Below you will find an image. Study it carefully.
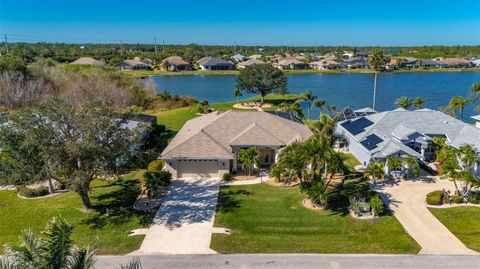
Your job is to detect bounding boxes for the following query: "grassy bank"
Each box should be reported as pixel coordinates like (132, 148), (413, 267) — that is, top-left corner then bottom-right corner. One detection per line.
(210, 183), (420, 254)
(429, 207), (480, 252)
(124, 67), (480, 77)
(0, 170), (155, 255)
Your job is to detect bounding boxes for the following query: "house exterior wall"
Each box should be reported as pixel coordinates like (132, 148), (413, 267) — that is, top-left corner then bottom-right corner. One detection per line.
(164, 158), (230, 179)
(336, 126), (371, 167)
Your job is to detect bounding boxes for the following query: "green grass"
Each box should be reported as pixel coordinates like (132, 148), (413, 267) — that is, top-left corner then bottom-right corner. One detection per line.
(152, 94), (301, 132)
(210, 184), (420, 254)
(429, 207), (480, 252)
(0, 170), (156, 254)
(344, 153), (361, 171)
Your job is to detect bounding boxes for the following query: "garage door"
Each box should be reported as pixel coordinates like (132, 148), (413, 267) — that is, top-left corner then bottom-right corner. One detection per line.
(177, 159), (219, 178)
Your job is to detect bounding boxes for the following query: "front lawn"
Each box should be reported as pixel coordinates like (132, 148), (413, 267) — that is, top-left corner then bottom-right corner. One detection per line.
(429, 207), (480, 252)
(0, 170), (155, 254)
(211, 183), (420, 253)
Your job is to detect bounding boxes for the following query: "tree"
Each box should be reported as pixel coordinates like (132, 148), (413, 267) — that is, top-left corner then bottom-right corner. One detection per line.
(412, 96), (425, 109)
(448, 96), (469, 120)
(386, 156), (402, 179)
(233, 87), (242, 105)
(469, 82), (480, 110)
(301, 90), (317, 119)
(0, 101), (137, 210)
(270, 141), (308, 183)
(198, 99), (210, 114)
(235, 64), (287, 104)
(368, 50), (388, 71)
(365, 161), (385, 184)
(239, 147), (261, 176)
(314, 99), (326, 115)
(394, 96), (412, 109)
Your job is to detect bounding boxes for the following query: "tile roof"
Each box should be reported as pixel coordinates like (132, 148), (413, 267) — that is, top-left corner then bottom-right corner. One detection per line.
(161, 110), (313, 159)
(197, 56), (233, 67)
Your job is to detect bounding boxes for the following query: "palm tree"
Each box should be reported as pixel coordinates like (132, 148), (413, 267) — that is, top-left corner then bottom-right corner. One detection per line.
(314, 99), (326, 115)
(459, 144), (478, 171)
(449, 96), (469, 119)
(387, 156), (402, 179)
(239, 147), (261, 176)
(402, 156), (420, 179)
(0, 217), (96, 269)
(394, 96), (412, 109)
(365, 161), (386, 184)
(301, 90), (317, 119)
(233, 87), (242, 105)
(198, 99), (210, 114)
(412, 96), (425, 109)
(368, 50), (388, 71)
(469, 82), (480, 110)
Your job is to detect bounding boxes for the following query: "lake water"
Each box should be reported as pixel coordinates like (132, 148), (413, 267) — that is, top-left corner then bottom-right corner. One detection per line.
(148, 72), (480, 120)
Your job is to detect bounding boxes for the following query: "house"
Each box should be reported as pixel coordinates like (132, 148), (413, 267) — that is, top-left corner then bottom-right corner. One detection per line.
(340, 57), (369, 69)
(231, 54), (248, 62)
(309, 59), (340, 70)
(70, 57), (104, 66)
(237, 59), (265, 69)
(197, 57), (235, 71)
(401, 57), (418, 68)
(161, 56), (193, 71)
(471, 59), (480, 67)
(342, 51), (354, 59)
(161, 110), (313, 179)
(436, 58), (472, 68)
(117, 59), (150, 70)
(419, 59), (440, 68)
(248, 54), (263, 60)
(336, 108), (480, 168)
(472, 115), (480, 129)
(275, 58), (309, 70)
(385, 57), (398, 70)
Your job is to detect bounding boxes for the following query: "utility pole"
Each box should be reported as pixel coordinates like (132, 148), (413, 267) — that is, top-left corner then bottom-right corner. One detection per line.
(372, 72), (377, 110)
(154, 37), (157, 56)
(4, 34), (9, 54)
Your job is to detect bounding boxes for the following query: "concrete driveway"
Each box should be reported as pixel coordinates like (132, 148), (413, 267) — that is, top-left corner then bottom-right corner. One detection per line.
(377, 178), (478, 255)
(137, 177), (220, 254)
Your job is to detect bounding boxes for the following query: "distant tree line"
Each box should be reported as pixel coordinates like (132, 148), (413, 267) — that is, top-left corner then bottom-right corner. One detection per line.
(1, 43), (479, 66)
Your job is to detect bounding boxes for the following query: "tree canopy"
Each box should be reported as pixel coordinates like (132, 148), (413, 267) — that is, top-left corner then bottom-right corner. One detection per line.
(235, 64), (287, 103)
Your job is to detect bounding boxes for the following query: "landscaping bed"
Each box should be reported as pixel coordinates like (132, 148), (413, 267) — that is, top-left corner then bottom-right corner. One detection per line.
(211, 183), (420, 254)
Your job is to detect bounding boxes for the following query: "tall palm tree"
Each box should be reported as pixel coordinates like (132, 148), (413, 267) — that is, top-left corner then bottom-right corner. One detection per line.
(459, 144), (478, 171)
(233, 87), (242, 105)
(239, 147), (261, 176)
(368, 50), (388, 71)
(394, 96), (412, 109)
(469, 82), (480, 110)
(412, 96), (425, 109)
(313, 99), (326, 115)
(301, 90), (317, 119)
(365, 161), (386, 184)
(449, 96), (469, 119)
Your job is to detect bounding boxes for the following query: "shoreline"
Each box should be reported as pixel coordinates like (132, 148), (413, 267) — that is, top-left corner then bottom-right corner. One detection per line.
(124, 68), (480, 77)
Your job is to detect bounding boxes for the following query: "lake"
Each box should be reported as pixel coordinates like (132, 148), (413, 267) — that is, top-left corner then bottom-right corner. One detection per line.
(147, 72), (480, 120)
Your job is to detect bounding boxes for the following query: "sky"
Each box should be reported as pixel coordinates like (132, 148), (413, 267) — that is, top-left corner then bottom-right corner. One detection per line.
(0, 0), (479, 46)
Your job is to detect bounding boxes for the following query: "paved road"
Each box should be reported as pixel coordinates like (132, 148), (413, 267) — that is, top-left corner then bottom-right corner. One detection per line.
(136, 178), (220, 254)
(377, 178), (477, 255)
(96, 254), (480, 269)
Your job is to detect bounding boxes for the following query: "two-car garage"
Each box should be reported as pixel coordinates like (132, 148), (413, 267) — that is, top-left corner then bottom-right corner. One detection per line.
(165, 159), (230, 179)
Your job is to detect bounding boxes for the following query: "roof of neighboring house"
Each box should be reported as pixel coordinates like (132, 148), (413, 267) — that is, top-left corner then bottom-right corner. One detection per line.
(231, 54), (247, 60)
(237, 59), (265, 67)
(309, 60), (339, 66)
(472, 115), (480, 121)
(437, 58), (470, 64)
(335, 107), (377, 121)
(420, 59), (439, 65)
(338, 109), (480, 158)
(163, 56), (190, 65)
(276, 58), (306, 66)
(161, 110), (313, 159)
(119, 59), (149, 67)
(249, 54), (263, 60)
(386, 57), (397, 66)
(70, 57), (104, 66)
(197, 56), (233, 66)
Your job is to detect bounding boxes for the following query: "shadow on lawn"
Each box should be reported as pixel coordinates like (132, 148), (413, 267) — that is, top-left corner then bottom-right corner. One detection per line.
(82, 178), (155, 229)
(216, 187), (252, 213)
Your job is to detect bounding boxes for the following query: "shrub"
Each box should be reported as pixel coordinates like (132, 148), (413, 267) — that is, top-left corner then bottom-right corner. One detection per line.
(300, 180), (328, 207)
(450, 195), (462, 204)
(369, 194), (384, 216)
(426, 191), (443, 205)
(17, 186), (49, 198)
(147, 160), (165, 172)
(468, 193), (480, 204)
(222, 173), (232, 181)
(143, 170), (172, 197)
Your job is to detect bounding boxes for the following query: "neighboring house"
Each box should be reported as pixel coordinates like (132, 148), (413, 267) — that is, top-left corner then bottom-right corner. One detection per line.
(400, 57), (418, 68)
(336, 108), (480, 168)
(231, 54), (248, 62)
(385, 57), (398, 70)
(117, 59), (150, 70)
(471, 59), (480, 67)
(275, 58), (309, 70)
(340, 57), (369, 69)
(419, 59), (440, 68)
(248, 54), (263, 60)
(197, 57), (235, 71)
(355, 52), (369, 58)
(342, 51), (354, 59)
(472, 115), (480, 129)
(309, 59), (340, 70)
(70, 57), (104, 66)
(436, 58), (472, 68)
(161, 56), (193, 71)
(161, 110), (313, 179)
(237, 59), (265, 69)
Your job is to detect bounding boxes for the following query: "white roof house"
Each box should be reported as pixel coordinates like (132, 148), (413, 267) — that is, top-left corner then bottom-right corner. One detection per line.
(336, 108), (480, 167)
(161, 110), (313, 179)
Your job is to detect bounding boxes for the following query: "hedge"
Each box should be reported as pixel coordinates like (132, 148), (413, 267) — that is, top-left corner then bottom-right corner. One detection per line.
(426, 191), (443, 205)
(17, 186), (49, 198)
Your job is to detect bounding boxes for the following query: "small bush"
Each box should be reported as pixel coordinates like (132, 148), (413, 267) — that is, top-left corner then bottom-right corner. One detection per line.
(143, 170), (172, 197)
(468, 193), (480, 204)
(17, 186), (49, 198)
(222, 173), (232, 181)
(369, 194), (384, 216)
(450, 195), (462, 204)
(147, 160), (165, 172)
(426, 191), (443, 205)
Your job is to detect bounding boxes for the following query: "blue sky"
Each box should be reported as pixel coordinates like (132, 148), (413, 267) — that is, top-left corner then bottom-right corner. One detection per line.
(0, 0), (479, 45)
